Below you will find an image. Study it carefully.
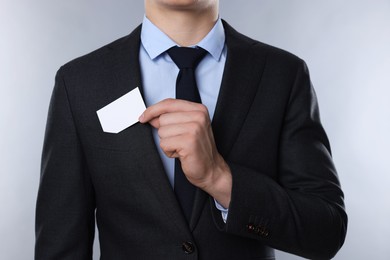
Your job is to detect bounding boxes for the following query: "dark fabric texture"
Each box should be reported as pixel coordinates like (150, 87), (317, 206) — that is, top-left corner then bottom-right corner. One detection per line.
(35, 20), (347, 260)
(168, 46), (208, 223)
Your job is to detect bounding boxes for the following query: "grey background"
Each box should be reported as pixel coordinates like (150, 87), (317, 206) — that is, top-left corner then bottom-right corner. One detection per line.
(1, 0), (389, 259)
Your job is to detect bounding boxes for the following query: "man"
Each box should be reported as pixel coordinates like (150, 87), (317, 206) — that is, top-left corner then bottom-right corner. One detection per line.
(35, 0), (347, 259)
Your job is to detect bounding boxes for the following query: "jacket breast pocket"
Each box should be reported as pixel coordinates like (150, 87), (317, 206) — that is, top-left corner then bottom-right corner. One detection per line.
(84, 122), (154, 152)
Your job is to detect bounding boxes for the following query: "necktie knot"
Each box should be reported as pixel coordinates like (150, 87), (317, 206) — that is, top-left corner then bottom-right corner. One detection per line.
(168, 46), (207, 69)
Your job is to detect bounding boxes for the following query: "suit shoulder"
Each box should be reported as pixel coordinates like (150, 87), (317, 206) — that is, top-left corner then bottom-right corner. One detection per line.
(223, 20), (305, 67)
(249, 38), (305, 70)
(58, 36), (122, 74)
(254, 41), (303, 64)
(58, 25), (141, 75)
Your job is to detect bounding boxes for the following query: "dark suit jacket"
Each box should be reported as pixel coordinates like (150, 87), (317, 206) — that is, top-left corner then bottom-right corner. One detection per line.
(35, 21), (347, 260)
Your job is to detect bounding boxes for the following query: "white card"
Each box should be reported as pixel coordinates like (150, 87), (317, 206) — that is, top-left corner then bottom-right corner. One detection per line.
(96, 87), (146, 134)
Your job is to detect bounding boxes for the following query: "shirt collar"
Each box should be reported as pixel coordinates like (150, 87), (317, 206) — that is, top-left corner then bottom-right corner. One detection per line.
(140, 15), (225, 61)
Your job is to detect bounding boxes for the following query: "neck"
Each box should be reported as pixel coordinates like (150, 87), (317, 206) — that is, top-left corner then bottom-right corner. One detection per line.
(145, 1), (218, 47)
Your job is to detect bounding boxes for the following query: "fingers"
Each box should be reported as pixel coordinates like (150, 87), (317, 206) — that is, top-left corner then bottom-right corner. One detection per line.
(158, 122), (201, 139)
(161, 110), (208, 126)
(159, 135), (187, 158)
(139, 98), (208, 124)
(137, 98), (214, 175)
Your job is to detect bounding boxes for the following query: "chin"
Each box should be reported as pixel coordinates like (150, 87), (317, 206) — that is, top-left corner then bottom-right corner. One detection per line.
(156, 0), (213, 10)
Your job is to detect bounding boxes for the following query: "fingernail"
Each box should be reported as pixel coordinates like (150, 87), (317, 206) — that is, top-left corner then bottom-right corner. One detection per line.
(138, 113), (144, 122)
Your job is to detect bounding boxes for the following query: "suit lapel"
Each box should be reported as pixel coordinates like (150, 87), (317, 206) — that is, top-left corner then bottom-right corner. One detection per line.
(190, 21), (268, 228)
(105, 26), (190, 232)
(212, 20), (267, 157)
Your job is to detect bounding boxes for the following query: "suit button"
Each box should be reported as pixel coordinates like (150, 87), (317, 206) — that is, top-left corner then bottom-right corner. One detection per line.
(258, 226), (269, 237)
(182, 241), (195, 254)
(247, 223), (255, 232)
(255, 226), (261, 234)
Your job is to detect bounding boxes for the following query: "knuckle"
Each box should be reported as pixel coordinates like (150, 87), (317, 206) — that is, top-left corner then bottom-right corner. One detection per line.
(196, 112), (207, 125)
(159, 139), (165, 148)
(159, 139), (169, 151)
(192, 112), (208, 130)
(159, 114), (166, 125)
(189, 122), (201, 136)
(198, 104), (208, 114)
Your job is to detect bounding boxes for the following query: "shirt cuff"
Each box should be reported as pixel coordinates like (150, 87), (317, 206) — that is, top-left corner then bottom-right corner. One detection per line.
(214, 199), (229, 223)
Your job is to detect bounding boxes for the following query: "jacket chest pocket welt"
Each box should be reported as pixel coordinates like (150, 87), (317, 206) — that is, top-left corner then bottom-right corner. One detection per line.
(83, 122), (154, 152)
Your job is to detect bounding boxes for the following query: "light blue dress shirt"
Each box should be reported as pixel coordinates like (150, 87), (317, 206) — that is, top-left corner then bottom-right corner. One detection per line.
(139, 16), (228, 221)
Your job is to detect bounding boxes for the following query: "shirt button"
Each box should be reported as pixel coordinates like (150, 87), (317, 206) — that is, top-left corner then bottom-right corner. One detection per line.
(182, 241), (195, 254)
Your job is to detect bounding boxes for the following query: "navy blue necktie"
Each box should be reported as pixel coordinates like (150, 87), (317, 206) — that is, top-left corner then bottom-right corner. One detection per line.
(167, 46), (207, 223)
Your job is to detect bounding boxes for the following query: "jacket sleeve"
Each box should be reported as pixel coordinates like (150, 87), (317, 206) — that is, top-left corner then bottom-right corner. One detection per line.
(213, 61), (347, 259)
(35, 68), (96, 259)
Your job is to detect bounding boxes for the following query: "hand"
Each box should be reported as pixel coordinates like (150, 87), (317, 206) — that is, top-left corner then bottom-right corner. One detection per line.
(139, 98), (232, 208)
